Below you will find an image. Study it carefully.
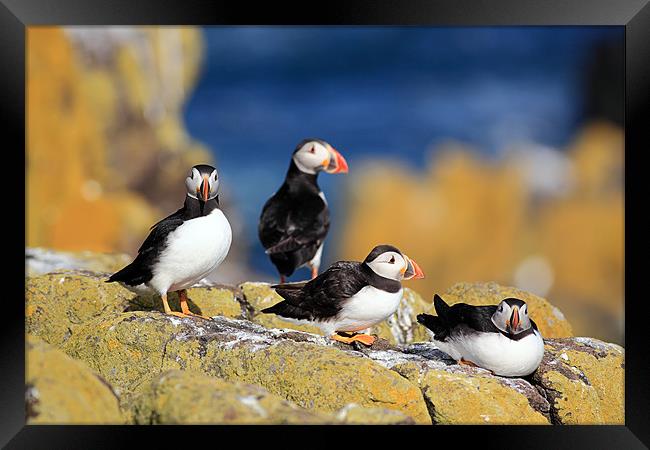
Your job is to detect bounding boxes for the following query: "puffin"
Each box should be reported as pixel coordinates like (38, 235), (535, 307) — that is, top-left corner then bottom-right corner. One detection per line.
(258, 138), (348, 282)
(262, 244), (424, 346)
(416, 295), (545, 377)
(107, 164), (232, 319)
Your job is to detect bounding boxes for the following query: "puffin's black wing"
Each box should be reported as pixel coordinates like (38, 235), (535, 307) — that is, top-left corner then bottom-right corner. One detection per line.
(259, 188), (329, 253)
(417, 294), (499, 341)
(262, 261), (367, 321)
(107, 211), (185, 286)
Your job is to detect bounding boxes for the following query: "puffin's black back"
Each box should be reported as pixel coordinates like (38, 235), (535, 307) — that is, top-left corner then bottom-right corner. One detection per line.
(417, 294), (500, 341)
(258, 160), (330, 277)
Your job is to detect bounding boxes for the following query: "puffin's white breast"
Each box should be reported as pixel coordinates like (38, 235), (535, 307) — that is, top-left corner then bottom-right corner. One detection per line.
(150, 209), (232, 294)
(327, 286), (403, 334)
(434, 326), (544, 377)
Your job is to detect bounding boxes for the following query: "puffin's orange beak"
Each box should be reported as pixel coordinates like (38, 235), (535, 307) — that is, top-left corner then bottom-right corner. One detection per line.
(199, 175), (210, 202)
(403, 256), (425, 280)
(324, 147), (348, 174)
(510, 306), (520, 331)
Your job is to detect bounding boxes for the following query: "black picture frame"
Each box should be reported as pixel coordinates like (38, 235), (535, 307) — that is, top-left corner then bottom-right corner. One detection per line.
(5, 0), (648, 447)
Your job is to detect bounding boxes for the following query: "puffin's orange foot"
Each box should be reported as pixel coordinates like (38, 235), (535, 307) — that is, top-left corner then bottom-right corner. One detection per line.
(177, 290), (210, 319)
(459, 358), (479, 368)
(351, 333), (376, 346)
(331, 332), (376, 347)
(310, 265), (318, 279)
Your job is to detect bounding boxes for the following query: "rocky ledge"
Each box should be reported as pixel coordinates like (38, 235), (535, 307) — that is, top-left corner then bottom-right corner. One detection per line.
(25, 263), (623, 425)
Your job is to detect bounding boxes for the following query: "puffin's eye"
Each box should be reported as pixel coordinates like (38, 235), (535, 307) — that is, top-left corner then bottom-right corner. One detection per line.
(389, 256), (395, 264)
(309, 146), (315, 154)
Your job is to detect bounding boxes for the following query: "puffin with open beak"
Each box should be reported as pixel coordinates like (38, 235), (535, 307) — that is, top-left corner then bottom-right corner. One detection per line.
(262, 245), (424, 346)
(417, 295), (544, 377)
(258, 138), (348, 282)
(107, 164), (232, 319)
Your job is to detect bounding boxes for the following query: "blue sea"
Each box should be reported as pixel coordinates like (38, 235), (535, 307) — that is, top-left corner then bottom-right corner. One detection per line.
(183, 26), (622, 278)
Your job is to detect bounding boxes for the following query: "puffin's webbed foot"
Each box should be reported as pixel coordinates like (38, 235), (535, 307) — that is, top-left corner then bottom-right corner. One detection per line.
(331, 332), (376, 347)
(459, 358), (479, 368)
(178, 289), (210, 320)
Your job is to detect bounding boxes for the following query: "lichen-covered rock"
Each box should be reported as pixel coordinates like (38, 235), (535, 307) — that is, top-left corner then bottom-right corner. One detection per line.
(531, 337), (624, 424)
(239, 282), (323, 334)
(63, 311), (431, 423)
(26, 270), (248, 349)
(365, 344), (550, 424)
(129, 370), (332, 424)
(26, 335), (123, 424)
(26, 269), (622, 425)
(442, 282), (573, 338)
(199, 339), (431, 423)
(26, 270), (134, 346)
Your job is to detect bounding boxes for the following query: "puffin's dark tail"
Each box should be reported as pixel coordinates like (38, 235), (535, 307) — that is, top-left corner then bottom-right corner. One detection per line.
(416, 294), (452, 339)
(416, 313), (446, 336)
(433, 294), (451, 320)
(105, 260), (148, 286)
(261, 301), (311, 321)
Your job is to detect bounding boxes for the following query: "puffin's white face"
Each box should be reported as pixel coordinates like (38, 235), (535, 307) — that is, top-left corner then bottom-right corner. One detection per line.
(491, 298), (532, 335)
(185, 165), (219, 201)
(365, 249), (425, 281)
(292, 140), (348, 175)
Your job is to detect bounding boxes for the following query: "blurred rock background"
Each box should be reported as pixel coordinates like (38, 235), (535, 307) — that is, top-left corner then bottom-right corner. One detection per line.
(27, 27), (251, 282)
(339, 122), (623, 344)
(26, 27), (623, 344)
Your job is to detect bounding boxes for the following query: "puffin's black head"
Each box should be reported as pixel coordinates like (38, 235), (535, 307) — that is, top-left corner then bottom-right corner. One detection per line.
(185, 164), (219, 202)
(363, 244), (425, 281)
(291, 139), (349, 175)
(491, 298), (531, 335)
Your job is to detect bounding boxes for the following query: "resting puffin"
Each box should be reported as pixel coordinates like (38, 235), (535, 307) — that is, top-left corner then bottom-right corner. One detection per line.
(262, 244), (424, 346)
(107, 164), (232, 319)
(258, 139), (348, 282)
(417, 295), (544, 377)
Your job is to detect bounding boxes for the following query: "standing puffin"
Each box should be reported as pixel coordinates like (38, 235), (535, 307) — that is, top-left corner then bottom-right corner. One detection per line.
(107, 164), (232, 319)
(258, 139), (348, 282)
(262, 244), (424, 346)
(417, 295), (544, 377)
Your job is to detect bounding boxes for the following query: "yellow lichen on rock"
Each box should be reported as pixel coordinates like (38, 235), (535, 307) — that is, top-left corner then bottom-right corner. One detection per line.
(23, 267), (623, 425)
(129, 370), (332, 424)
(202, 340), (432, 424)
(62, 312), (189, 397)
(25, 270), (135, 346)
(532, 338), (624, 424)
(60, 310), (431, 424)
(398, 366), (549, 424)
(26, 335), (124, 424)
